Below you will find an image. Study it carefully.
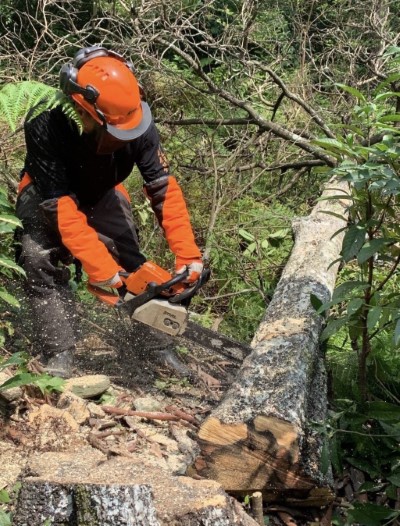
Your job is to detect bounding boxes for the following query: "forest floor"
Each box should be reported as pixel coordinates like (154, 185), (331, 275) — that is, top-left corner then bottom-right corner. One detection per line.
(0, 302), (344, 525)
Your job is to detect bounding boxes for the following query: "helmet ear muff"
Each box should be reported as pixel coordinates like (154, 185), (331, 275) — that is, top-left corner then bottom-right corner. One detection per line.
(59, 46), (135, 105)
(59, 63), (99, 103)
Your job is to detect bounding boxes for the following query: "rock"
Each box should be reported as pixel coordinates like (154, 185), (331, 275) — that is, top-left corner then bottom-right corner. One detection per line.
(57, 391), (90, 424)
(133, 396), (163, 412)
(14, 448), (259, 525)
(87, 402), (106, 418)
(0, 371), (23, 402)
(64, 374), (110, 399)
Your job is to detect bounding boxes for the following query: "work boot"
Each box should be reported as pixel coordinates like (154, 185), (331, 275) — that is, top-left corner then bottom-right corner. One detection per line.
(45, 349), (75, 379)
(153, 348), (192, 378)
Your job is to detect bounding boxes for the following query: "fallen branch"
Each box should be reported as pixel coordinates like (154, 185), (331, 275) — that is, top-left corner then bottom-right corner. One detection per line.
(102, 405), (180, 422)
(164, 404), (199, 426)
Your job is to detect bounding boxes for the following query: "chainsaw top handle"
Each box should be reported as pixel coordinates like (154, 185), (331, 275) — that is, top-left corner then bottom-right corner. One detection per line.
(169, 267), (211, 305)
(119, 268), (189, 295)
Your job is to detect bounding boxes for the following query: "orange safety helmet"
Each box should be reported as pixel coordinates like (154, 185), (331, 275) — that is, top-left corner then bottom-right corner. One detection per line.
(59, 46), (152, 140)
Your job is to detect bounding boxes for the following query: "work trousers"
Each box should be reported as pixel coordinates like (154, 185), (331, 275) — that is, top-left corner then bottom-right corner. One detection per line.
(15, 183), (146, 358)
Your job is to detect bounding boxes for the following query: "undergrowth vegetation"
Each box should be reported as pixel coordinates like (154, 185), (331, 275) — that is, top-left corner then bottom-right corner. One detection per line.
(311, 70), (400, 524)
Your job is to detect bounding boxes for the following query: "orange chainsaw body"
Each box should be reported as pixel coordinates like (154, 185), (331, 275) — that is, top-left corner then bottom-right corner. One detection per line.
(123, 261), (172, 295)
(88, 261), (209, 336)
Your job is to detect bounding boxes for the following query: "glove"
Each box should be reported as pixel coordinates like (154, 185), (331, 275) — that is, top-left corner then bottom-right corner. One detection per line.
(90, 272), (123, 289)
(175, 258), (204, 284)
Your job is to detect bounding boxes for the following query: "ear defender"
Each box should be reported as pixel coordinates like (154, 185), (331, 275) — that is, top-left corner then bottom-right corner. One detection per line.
(59, 63), (99, 103)
(59, 46), (135, 105)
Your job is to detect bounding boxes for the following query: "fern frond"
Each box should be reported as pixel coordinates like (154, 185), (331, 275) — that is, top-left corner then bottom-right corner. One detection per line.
(0, 81), (82, 133)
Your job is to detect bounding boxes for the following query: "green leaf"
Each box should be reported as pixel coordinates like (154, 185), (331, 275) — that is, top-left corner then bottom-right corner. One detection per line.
(327, 257), (343, 271)
(312, 138), (353, 157)
(0, 372), (35, 391)
(387, 473), (400, 487)
(357, 239), (388, 264)
(346, 457), (380, 478)
(379, 114), (400, 122)
(268, 228), (290, 239)
(320, 440), (330, 475)
(238, 229), (255, 242)
(0, 257), (26, 276)
(243, 242), (257, 256)
(318, 194), (354, 202)
(0, 224), (16, 234)
(358, 481), (385, 493)
(347, 298), (363, 316)
(0, 288), (20, 308)
(374, 91), (400, 102)
(33, 374), (65, 394)
(384, 45), (400, 56)
(379, 421), (400, 438)
(367, 307), (382, 330)
(347, 503), (398, 526)
(0, 490), (10, 504)
(335, 83), (367, 102)
(0, 510), (11, 526)
(320, 210), (349, 222)
(332, 280), (368, 303)
(0, 214), (22, 227)
(386, 485), (398, 500)
(310, 294), (323, 312)
(0, 352), (29, 372)
(366, 401), (400, 421)
(394, 318), (400, 346)
(320, 317), (349, 341)
(341, 226), (366, 262)
(330, 434), (343, 475)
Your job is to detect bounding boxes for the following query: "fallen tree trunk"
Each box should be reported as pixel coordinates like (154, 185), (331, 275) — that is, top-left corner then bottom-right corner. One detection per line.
(192, 179), (350, 505)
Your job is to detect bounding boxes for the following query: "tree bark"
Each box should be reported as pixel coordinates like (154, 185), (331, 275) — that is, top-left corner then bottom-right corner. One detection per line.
(192, 179), (350, 505)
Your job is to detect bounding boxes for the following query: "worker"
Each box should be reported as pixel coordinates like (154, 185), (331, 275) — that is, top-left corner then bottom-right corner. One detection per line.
(15, 46), (203, 378)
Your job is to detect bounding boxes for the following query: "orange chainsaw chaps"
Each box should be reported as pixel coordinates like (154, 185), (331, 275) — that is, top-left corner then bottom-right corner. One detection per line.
(123, 261), (172, 295)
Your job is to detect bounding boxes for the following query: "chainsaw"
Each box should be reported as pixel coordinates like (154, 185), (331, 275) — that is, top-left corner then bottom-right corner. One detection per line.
(88, 261), (252, 361)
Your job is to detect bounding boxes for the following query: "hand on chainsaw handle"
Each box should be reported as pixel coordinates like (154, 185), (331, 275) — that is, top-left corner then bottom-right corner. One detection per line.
(89, 272), (123, 289)
(175, 258), (204, 284)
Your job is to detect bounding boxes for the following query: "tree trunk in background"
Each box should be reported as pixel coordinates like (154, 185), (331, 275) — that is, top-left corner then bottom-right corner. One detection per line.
(192, 179), (349, 506)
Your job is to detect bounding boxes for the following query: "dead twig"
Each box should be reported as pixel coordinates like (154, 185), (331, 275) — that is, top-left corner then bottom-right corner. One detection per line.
(164, 404), (199, 426)
(251, 491), (264, 526)
(92, 429), (126, 439)
(102, 405), (179, 422)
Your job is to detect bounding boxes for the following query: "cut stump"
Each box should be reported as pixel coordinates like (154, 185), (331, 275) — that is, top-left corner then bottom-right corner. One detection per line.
(13, 447), (259, 525)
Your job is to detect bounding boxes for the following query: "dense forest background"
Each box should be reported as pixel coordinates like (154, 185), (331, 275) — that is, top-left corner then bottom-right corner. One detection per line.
(1, 1), (400, 524)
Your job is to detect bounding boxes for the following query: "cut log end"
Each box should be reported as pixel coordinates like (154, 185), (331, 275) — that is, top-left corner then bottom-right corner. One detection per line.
(192, 415), (333, 506)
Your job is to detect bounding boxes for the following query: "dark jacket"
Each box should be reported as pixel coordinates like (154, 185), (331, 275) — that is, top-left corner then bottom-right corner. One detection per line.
(18, 107), (200, 282)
